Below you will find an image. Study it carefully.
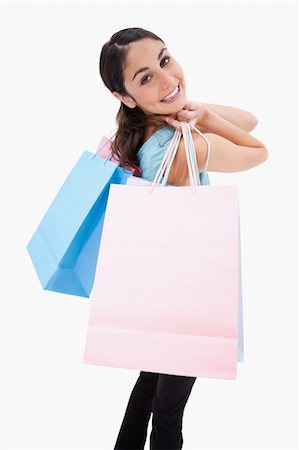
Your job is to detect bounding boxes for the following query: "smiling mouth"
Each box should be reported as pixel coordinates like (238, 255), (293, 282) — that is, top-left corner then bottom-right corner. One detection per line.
(161, 84), (181, 103)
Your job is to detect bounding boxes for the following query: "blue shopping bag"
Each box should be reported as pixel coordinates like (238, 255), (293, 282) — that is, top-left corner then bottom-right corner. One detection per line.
(26, 137), (132, 298)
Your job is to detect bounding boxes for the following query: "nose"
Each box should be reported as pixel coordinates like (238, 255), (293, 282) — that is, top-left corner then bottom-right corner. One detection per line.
(159, 69), (174, 90)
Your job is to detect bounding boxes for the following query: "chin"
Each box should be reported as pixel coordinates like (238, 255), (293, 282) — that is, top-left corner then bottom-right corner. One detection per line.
(165, 100), (187, 115)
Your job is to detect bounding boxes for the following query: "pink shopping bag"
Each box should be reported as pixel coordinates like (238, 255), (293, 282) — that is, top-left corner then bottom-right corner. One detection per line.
(96, 134), (138, 175)
(83, 123), (240, 380)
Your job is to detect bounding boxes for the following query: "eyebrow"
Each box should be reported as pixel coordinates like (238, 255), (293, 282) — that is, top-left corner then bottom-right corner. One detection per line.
(131, 47), (167, 81)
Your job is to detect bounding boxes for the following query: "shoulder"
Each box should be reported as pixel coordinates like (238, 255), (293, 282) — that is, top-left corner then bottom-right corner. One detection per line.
(137, 126), (175, 155)
(137, 126), (175, 182)
(137, 125), (211, 185)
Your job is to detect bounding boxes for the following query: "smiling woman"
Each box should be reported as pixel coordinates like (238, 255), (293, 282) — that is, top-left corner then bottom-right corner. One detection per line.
(98, 27), (268, 449)
(99, 28), (202, 450)
(99, 27), (268, 185)
(99, 28), (190, 176)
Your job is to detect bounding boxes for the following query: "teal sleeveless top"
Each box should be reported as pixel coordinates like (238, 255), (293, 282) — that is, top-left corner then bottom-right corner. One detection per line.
(137, 126), (211, 186)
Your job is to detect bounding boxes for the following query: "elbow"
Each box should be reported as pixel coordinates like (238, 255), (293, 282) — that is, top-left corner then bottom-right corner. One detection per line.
(260, 146), (269, 163)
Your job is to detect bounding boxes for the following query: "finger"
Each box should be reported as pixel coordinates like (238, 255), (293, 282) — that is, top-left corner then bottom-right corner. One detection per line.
(177, 110), (197, 121)
(182, 101), (200, 111)
(165, 117), (182, 130)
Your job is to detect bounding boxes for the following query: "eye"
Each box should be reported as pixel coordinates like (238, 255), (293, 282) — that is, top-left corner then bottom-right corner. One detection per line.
(161, 56), (170, 64)
(141, 56), (170, 84)
(141, 75), (150, 84)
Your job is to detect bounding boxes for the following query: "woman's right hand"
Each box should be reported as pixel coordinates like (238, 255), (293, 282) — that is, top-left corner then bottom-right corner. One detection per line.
(164, 101), (208, 131)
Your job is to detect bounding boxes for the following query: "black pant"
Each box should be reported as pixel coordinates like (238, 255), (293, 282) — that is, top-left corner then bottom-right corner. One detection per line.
(114, 370), (197, 450)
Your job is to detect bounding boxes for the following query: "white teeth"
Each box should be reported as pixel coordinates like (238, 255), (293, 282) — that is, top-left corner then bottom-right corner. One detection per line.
(162, 85), (179, 101)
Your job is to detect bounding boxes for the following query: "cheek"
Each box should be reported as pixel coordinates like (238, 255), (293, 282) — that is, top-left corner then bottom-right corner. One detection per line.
(142, 88), (161, 104)
(175, 62), (185, 80)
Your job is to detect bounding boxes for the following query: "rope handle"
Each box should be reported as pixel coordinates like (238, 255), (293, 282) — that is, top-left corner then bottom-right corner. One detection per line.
(189, 123), (211, 185)
(91, 129), (118, 162)
(148, 122), (211, 194)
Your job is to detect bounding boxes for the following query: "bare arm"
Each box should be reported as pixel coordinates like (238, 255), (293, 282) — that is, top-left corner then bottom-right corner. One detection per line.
(164, 103), (268, 185)
(200, 106), (266, 149)
(201, 103), (258, 132)
(166, 107), (268, 185)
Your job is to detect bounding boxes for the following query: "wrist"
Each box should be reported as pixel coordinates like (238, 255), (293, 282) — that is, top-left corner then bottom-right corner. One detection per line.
(196, 104), (212, 129)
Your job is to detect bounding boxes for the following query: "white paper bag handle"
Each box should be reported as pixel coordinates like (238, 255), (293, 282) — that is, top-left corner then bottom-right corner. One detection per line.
(149, 128), (182, 188)
(148, 122), (211, 194)
(188, 123), (211, 184)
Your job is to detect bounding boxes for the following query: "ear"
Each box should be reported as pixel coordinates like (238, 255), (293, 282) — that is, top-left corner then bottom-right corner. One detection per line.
(112, 91), (136, 109)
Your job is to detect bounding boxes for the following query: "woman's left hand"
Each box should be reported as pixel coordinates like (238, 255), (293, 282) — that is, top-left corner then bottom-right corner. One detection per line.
(164, 101), (207, 130)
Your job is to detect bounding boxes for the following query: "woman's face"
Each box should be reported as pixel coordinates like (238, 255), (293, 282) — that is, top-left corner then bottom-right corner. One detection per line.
(113, 38), (187, 116)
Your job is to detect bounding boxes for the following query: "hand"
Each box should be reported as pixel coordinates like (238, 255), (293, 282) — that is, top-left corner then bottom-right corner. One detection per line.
(164, 101), (207, 131)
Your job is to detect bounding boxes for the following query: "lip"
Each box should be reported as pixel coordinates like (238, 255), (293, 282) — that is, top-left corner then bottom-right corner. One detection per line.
(161, 84), (181, 103)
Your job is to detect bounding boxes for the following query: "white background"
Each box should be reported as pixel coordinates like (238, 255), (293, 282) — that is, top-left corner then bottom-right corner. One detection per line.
(1, 1), (298, 449)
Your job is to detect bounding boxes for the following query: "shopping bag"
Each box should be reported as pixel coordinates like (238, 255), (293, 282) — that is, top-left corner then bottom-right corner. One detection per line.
(26, 135), (132, 298)
(83, 122), (241, 378)
(125, 180), (244, 363)
(96, 135), (138, 175)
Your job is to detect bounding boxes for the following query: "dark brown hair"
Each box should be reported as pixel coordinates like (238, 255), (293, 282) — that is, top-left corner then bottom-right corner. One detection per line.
(99, 27), (169, 176)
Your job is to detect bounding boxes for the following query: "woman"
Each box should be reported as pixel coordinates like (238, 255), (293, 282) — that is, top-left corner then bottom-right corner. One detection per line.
(99, 27), (268, 450)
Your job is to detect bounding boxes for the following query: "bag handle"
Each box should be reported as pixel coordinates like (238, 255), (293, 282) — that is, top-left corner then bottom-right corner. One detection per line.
(189, 123), (211, 185)
(148, 122), (211, 194)
(181, 122), (201, 187)
(92, 129), (118, 161)
(150, 128), (182, 187)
